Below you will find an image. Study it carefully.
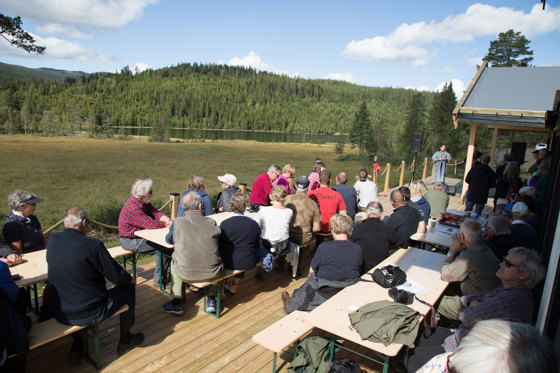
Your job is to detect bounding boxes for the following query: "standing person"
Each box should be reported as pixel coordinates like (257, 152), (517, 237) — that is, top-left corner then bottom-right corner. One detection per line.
(432, 145), (452, 184)
(308, 161), (325, 192)
(273, 164), (295, 195)
(308, 170), (347, 232)
(333, 171), (357, 220)
(353, 169), (378, 212)
(495, 159), (522, 212)
(162, 192), (222, 316)
(464, 154), (496, 216)
(424, 182), (450, 218)
(493, 153), (515, 211)
(118, 179), (172, 288)
(3, 190), (46, 254)
(48, 207), (143, 362)
(250, 165), (281, 206)
(178, 175), (213, 217)
(216, 173), (240, 212)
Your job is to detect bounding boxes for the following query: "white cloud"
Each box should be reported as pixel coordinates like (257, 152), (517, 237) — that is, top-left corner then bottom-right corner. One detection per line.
(0, 0), (158, 29)
(227, 51), (274, 71)
(0, 34), (113, 62)
(465, 56), (483, 69)
(37, 24), (94, 41)
(133, 62), (152, 74)
(324, 72), (356, 83)
(435, 79), (466, 98)
(442, 66), (455, 73)
(343, 4), (560, 67)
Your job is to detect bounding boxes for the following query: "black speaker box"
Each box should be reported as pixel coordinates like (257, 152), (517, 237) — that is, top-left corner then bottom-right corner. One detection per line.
(411, 133), (423, 153)
(511, 142), (527, 165)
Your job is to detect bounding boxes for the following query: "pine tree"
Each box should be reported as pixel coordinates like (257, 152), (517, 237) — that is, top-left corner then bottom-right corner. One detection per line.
(484, 29), (533, 67)
(333, 135), (346, 160)
(401, 93), (426, 155)
(349, 102), (371, 155)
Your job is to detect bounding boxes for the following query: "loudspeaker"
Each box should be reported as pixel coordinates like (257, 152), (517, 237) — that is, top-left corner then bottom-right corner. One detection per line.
(411, 133), (423, 153)
(511, 142), (527, 165)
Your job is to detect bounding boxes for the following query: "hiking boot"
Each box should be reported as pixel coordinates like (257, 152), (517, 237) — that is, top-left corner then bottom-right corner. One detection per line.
(206, 297), (217, 313)
(117, 333), (144, 355)
(162, 301), (184, 316)
(281, 291), (291, 314)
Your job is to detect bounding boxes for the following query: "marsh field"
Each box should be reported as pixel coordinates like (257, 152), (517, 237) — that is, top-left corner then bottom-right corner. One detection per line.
(0, 135), (450, 238)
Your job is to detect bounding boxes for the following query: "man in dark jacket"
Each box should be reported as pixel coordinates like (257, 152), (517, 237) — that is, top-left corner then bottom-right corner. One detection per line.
(465, 154), (495, 216)
(351, 202), (406, 272)
(332, 171), (357, 219)
(216, 173), (240, 212)
(48, 207), (143, 363)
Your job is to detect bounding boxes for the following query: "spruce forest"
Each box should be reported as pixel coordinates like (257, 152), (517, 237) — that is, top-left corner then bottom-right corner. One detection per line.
(0, 62), (474, 159)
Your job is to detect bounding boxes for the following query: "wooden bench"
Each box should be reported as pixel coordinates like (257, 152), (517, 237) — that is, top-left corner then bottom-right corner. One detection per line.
(107, 246), (137, 280)
(27, 305), (129, 369)
(190, 269), (246, 318)
(252, 310), (314, 372)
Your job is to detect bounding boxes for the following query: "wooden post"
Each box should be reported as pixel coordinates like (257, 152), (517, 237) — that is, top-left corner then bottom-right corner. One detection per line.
(422, 157), (428, 180)
(490, 127), (499, 167)
(399, 161), (405, 186)
(462, 123), (478, 202)
(384, 163), (391, 192)
(170, 193), (180, 219)
(431, 163), (434, 178)
(239, 182), (248, 195)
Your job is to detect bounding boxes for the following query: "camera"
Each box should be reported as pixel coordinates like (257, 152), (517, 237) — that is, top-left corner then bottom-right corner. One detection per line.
(388, 287), (414, 305)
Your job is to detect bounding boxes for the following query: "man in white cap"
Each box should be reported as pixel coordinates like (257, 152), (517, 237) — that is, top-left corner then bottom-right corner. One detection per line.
(216, 173), (240, 212)
(509, 202), (538, 250)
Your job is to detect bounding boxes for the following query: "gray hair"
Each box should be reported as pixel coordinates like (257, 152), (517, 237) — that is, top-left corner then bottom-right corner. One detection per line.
(268, 164), (281, 174)
(131, 179), (153, 199)
(181, 192), (202, 212)
(487, 216), (511, 236)
(366, 201), (383, 217)
(519, 186), (536, 199)
(433, 182), (444, 191)
(64, 206), (89, 227)
(450, 320), (557, 373)
(508, 247), (546, 289)
(460, 219), (482, 243)
(329, 214), (354, 236)
(8, 190), (36, 211)
(410, 181), (424, 197)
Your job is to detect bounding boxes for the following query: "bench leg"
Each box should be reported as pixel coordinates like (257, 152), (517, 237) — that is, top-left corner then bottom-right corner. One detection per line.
(272, 352), (277, 373)
(81, 324), (101, 370)
(158, 251), (172, 296)
(203, 282), (221, 319)
(26, 285), (39, 315)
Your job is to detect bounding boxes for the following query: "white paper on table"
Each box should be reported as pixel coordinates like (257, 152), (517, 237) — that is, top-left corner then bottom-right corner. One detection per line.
(397, 278), (425, 294)
(436, 226), (459, 235)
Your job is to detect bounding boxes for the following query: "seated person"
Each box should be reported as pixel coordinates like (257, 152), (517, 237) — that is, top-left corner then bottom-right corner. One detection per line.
(515, 193), (540, 233)
(118, 178), (172, 287)
(409, 182), (431, 225)
(509, 202), (538, 249)
(0, 237), (23, 267)
(307, 161), (325, 192)
(273, 164), (295, 195)
(308, 170), (347, 233)
(284, 176), (321, 246)
(385, 188), (426, 243)
(2, 190), (46, 254)
(48, 207), (143, 362)
(483, 215), (513, 261)
(216, 173), (240, 212)
(178, 175), (213, 216)
(424, 182), (450, 219)
(259, 186), (293, 254)
(353, 169), (378, 211)
(162, 193), (222, 316)
(408, 247), (546, 371)
(281, 214), (362, 313)
(250, 165), (281, 206)
(350, 201), (406, 273)
(333, 172), (357, 220)
(438, 219), (501, 322)
(418, 320), (558, 373)
(219, 193), (262, 294)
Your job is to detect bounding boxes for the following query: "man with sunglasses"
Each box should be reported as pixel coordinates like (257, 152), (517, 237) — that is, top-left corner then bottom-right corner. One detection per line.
(407, 247), (545, 371)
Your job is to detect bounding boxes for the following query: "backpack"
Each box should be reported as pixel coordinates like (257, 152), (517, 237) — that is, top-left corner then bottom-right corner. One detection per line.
(288, 336), (331, 373)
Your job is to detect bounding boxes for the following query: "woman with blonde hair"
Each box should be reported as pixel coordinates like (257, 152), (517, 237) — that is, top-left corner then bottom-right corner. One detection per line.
(410, 181), (430, 224)
(273, 164), (296, 194)
(258, 186), (293, 254)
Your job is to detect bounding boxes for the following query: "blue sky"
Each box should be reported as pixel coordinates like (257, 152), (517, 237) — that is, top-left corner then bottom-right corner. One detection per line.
(1, 1), (559, 97)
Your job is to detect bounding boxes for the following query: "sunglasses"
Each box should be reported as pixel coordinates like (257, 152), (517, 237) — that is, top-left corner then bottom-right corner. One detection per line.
(147, 190), (153, 195)
(504, 259), (518, 268)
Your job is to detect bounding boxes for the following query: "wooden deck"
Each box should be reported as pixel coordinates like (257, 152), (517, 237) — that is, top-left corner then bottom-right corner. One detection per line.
(25, 182), (485, 373)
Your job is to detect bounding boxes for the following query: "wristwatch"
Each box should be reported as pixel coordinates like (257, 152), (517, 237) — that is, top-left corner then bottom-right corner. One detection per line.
(446, 252), (455, 258)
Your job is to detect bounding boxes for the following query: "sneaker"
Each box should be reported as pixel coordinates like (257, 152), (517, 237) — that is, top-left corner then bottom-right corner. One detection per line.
(162, 301), (184, 316)
(117, 332), (144, 355)
(281, 291), (291, 314)
(206, 297), (217, 313)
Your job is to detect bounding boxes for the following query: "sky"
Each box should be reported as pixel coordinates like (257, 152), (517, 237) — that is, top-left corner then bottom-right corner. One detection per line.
(1, 0), (560, 98)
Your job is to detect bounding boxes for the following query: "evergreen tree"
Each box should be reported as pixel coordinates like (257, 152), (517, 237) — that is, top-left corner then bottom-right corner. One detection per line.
(484, 29), (533, 67)
(349, 102), (371, 155)
(401, 93), (426, 155)
(0, 13), (45, 54)
(427, 82), (461, 158)
(333, 135), (346, 160)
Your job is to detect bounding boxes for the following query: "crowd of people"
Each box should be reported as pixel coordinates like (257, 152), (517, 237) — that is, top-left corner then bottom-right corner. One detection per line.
(0, 151), (556, 372)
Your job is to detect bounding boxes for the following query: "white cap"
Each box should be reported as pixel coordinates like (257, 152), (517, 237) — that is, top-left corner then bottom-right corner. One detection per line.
(512, 202), (529, 217)
(218, 173), (236, 186)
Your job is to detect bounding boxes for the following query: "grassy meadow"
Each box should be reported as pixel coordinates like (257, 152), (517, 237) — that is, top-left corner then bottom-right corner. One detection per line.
(0, 135), (461, 240)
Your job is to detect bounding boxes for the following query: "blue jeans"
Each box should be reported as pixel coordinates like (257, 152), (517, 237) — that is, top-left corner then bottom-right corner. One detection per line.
(465, 201), (484, 216)
(120, 237), (170, 283)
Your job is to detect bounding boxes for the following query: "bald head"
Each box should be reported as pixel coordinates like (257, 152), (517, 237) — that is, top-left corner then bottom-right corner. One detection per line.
(390, 189), (405, 206)
(336, 172), (348, 185)
(182, 192), (202, 212)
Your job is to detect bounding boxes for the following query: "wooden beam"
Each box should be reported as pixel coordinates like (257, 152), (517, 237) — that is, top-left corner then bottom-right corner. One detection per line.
(453, 61), (487, 128)
(459, 107), (547, 118)
(490, 127), (499, 168)
(487, 124), (551, 133)
(462, 123), (478, 202)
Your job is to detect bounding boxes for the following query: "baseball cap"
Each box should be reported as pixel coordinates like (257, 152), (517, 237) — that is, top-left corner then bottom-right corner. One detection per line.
(532, 143), (547, 153)
(512, 202), (529, 217)
(296, 176), (310, 189)
(21, 195), (44, 204)
(217, 173), (236, 186)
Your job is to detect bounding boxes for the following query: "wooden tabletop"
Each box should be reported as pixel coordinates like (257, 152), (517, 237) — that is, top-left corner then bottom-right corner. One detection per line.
(134, 227), (174, 248)
(411, 222), (455, 248)
(304, 248), (448, 357)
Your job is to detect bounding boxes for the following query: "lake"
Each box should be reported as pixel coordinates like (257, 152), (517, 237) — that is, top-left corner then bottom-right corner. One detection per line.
(115, 127), (348, 144)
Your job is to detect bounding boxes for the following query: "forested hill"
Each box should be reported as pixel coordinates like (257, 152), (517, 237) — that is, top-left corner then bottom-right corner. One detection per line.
(0, 62), (439, 148)
(0, 62), (87, 81)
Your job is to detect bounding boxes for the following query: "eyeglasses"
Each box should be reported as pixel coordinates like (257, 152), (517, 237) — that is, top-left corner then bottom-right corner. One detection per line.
(147, 190), (153, 195)
(504, 259), (518, 268)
